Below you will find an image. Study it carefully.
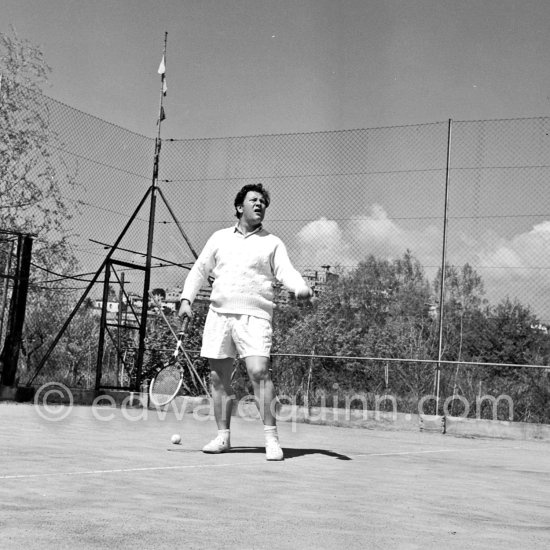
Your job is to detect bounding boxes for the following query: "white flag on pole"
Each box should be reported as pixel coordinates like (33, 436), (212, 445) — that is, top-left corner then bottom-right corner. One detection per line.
(158, 55), (167, 96)
(158, 55), (166, 75)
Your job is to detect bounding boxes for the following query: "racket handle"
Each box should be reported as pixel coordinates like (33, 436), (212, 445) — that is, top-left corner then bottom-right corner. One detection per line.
(178, 316), (190, 335)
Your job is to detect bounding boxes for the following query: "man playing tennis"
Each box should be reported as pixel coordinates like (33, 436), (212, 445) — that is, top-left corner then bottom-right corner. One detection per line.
(178, 183), (312, 460)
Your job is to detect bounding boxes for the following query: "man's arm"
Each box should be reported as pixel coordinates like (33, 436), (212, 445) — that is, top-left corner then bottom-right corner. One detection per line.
(271, 240), (313, 300)
(178, 233), (217, 317)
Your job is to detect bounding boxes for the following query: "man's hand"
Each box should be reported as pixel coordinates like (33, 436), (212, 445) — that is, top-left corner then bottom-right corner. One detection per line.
(295, 287), (314, 300)
(178, 299), (193, 320)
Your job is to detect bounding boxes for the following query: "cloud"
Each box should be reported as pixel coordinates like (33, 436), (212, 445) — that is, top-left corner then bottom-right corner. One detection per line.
(467, 221), (550, 318)
(476, 221), (550, 275)
(349, 205), (441, 267)
(296, 204), (442, 271)
(296, 217), (353, 268)
(295, 205), (550, 319)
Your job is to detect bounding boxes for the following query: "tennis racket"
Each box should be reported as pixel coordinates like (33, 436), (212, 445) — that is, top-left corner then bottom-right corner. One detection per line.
(149, 317), (191, 407)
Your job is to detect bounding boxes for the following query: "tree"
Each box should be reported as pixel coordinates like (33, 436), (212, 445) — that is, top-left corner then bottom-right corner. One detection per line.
(272, 252), (435, 405)
(1, 28), (75, 234)
(21, 287), (99, 387)
(271, 252), (550, 421)
(0, 30), (81, 288)
(1, 29), (83, 385)
(1, 28), (79, 277)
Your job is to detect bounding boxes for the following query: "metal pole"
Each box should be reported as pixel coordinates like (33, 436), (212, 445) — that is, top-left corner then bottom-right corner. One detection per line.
(435, 119), (453, 415)
(0, 239), (15, 344)
(0, 235), (22, 386)
(0, 235), (33, 387)
(28, 186), (153, 386)
(156, 187), (200, 260)
(135, 32), (168, 391)
(117, 270), (124, 379)
(95, 262), (111, 391)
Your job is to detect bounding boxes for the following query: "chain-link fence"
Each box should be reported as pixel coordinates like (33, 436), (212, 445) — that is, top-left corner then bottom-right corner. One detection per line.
(1, 84), (549, 422)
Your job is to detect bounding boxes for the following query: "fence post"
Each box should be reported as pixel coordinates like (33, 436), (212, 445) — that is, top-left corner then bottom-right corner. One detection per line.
(435, 119), (453, 414)
(95, 262), (111, 391)
(0, 239), (15, 343)
(0, 234), (33, 387)
(305, 347), (314, 412)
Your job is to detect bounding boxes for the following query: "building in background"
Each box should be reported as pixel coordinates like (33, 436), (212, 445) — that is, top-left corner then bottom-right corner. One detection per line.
(274, 265), (338, 305)
(91, 267), (331, 315)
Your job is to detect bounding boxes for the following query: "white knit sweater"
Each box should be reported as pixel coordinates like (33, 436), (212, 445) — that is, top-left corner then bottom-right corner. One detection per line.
(180, 226), (309, 320)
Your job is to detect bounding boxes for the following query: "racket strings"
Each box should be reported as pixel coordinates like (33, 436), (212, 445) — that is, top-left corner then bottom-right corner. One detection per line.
(150, 363), (183, 406)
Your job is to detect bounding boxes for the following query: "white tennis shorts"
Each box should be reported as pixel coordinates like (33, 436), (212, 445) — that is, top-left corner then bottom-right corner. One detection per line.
(201, 309), (273, 359)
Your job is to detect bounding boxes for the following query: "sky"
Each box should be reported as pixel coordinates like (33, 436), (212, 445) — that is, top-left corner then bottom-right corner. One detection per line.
(3, 0), (550, 139)
(3, 0), (550, 321)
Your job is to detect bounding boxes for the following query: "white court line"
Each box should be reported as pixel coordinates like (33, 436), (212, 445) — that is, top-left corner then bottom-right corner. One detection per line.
(0, 461), (251, 481)
(348, 445), (525, 458)
(351, 449), (464, 458)
(1, 446), (528, 480)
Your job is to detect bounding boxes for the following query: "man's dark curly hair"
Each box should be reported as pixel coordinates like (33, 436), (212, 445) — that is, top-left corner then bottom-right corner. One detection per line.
(233, 183), (270, 219)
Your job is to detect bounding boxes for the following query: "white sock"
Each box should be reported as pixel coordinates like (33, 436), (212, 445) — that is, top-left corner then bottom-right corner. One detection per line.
(218, 429), (230, 444)
(264, 425), (279, 443)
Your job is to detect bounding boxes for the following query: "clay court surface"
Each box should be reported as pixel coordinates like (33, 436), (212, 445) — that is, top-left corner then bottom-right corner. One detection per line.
(1, 401), (549, 549)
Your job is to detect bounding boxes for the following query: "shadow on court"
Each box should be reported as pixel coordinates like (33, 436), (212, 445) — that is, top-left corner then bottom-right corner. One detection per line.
(168, 445), (352, 460)
(227, 446), (352, 460)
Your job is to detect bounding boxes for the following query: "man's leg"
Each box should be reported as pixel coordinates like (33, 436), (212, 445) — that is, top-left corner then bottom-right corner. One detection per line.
(245, 356), (283, 460)
(202, 357), (234, 454)
(244, 356), (277, 425)
(209, 357), (235, 429)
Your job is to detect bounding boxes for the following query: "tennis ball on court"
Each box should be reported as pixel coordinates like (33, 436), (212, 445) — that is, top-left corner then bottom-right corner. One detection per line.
(171, 434), (181, 445)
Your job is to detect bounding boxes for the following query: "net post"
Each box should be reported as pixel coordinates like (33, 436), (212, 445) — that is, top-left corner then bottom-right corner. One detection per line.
(435, 118), (453, 415)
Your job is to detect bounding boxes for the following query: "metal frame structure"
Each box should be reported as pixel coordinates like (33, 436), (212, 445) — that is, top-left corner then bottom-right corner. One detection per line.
(27, 33), (200, 392)
(0, 230), (35, 387)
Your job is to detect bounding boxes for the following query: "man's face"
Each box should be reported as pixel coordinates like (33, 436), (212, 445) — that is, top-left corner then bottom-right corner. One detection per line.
(238, 191), (267, 226)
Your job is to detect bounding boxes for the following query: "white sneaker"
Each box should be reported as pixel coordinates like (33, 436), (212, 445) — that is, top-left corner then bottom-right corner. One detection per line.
(202, 434), (230, 454)
(265, 439), (284, 461)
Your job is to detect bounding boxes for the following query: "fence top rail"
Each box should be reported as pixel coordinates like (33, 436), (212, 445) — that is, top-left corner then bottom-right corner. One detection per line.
(270, 353), (550, 370)
(130, 346), (549, 371)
